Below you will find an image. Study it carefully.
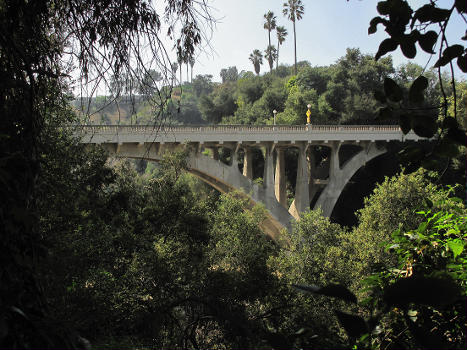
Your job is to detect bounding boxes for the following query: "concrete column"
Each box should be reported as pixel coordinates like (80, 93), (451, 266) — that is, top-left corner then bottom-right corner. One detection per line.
(263, 143), (275, 199)
(275, 148), (287, 208)
(329, 141), (341, 179)
(307, 146), (315, 200)
(231, 143), (239, 170)
(190, 142), (202, 156)
(212, 147), (219, 161)
(289, 142), (310, 218)
(243, 147), (253, 179)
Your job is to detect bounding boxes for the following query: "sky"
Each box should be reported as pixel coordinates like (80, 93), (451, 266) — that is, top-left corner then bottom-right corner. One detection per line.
(188, 0), (466, 82)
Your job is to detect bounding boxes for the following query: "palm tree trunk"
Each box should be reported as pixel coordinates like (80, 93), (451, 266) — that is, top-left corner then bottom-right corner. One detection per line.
(293, 20), (297, 75)
(276, 38), (280, 69)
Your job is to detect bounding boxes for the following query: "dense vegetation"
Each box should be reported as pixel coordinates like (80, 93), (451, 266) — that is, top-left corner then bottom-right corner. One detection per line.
(78, 50), (465, 128)
(2, 0), (466, 349)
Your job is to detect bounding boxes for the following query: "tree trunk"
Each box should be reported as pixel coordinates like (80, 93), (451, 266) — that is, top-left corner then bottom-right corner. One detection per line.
(293, 20), (297, 75)
(276, 38), (280, 70)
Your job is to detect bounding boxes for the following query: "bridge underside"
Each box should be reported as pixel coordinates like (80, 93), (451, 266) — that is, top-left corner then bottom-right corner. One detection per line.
(96, 139), (386, 240)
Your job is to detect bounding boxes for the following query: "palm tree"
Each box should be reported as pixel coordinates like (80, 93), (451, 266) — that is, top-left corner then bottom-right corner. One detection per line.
(249, 49), (263, 75)
(263, 11), (277, 49)
(177, 55), (183, 84)
(171, 62), (178, 85)
(265, 45), (277, 73)
(276, 26), (288, 69)
(189, 56), (195, 82)
(283, 0), (304, 75)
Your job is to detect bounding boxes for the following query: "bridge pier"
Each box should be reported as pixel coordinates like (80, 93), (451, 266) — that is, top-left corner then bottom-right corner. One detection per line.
(211, 146), (219, 161)
(274, 148), (287, 208)
(242, 146), (253, 179)
(289, 142), (310, 220)
(231, 143), (240, 170)
(263, 143), (275, 200)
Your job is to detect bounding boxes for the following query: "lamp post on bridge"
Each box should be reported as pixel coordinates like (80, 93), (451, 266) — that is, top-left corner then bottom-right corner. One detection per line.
(306, 104), (311, 125)
(273, 109), (277, 130)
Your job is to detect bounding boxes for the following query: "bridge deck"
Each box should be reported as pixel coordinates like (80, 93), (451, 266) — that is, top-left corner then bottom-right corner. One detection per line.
(76, 124), (424, 144)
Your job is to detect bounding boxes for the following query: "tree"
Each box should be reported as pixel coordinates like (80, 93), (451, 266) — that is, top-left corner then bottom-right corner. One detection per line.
(171, 62), (179, 85)
(361, 202), (467, 350)
(249, 49), (264, 75)
(269, 209), (351, 349)
(177, 55), (183, 85)
(189, 56), (195, 83)
(339, 169), (463, 288)
(192, 74), (214, 97)
(276, 25), (288, 69)
(263, 11), (277, 49)
(0, 0), (212, 347)
(283, 0), (305, 75)
(138, 69), (163, 96)
(220, 66), (239, 83)
(264, 45), (278, 73)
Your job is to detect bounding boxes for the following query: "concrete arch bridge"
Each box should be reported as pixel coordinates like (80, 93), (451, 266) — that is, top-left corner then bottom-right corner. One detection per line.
(76, 124), (425, 239)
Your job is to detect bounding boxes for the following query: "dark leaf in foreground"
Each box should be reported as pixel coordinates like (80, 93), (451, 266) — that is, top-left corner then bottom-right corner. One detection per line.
(408, 76), (428, 103)
(335, 311), (367, 338)
(375, 38), (398, 60)
(434, 45), (465, 67)
(384, 78), (403, 102)
(418, 31), (437, 54)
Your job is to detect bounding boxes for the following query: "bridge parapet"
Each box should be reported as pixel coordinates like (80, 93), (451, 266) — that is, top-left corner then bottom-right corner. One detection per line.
(75, 124), (425, 145)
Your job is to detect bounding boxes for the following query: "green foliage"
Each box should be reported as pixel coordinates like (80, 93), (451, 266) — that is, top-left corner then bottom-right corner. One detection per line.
(268, 210), (351, 348)
(284, 177), (466, 349)
(192, 74), (214, 98)
(199, 83), (237, 123)
(358, 198), (467, 350)
(237, 75), (264, 104)
(341, 169), (461, 286)
(220, 66), (239, 83)
(276, 85), (318, 124)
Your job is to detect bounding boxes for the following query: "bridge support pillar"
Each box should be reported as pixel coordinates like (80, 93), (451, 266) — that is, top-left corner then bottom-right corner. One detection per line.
(263, 143), (275, 199)
(212, 147), (219, 161)
(275, 148), (287, 208)
(289, 142), (310, 219)
(231, 143), (240, 171)
(329, 141), (341, 179)
(243, 147), (253, 179)
(307, 146), (316, 200)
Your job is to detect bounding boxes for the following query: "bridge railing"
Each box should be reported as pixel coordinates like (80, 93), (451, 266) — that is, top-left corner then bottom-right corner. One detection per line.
(74, 124), (403, 134)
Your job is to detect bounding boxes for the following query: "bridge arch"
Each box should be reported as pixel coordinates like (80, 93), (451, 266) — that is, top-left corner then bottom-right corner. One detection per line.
(98, 142), (293, 241)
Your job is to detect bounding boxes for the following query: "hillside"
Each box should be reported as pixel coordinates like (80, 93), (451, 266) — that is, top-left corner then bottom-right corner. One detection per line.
(74, 48), (461, 128)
